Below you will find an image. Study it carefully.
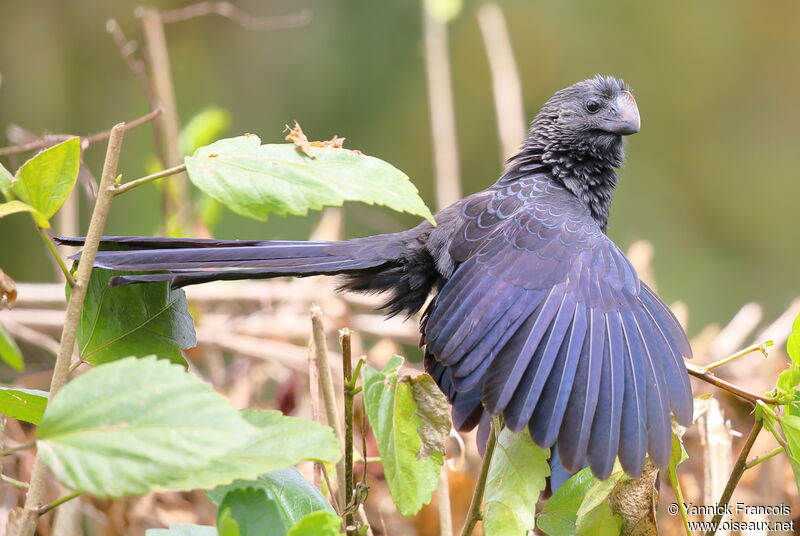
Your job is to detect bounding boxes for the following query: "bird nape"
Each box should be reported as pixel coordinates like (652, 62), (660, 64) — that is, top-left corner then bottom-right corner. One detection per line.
(58, 75), (692, 481)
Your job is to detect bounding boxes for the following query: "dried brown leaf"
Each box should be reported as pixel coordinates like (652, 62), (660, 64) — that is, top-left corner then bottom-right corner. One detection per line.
(285, 121), (346, 158)
(408, 373), (451, 459)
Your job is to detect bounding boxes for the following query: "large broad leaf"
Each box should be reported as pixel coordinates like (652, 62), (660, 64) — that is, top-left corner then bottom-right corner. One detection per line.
(287, 511), (343, 536)
(483, 429), (550, 535)
(208, 468), (335, 528)
(12, 137), (80, 219)
(147, 525), (218, 536)
(0, 323), (24, 371)
(788, 313), (800, 364)
(36, 356), (257, 497)
(75, 268), (195, 365)
(167, 410), (340, 490)
(779, 415), (800, 494)
(574, 469), (625, 536)
(0, 387), (47, 424)
(538, 468), (595, 536)
(363, 356), (450, 515)
(0, 163), (13, 200)
(0, 200), (50, 228)
(217, 487), (284, 536)
(184, 135), (434, 224)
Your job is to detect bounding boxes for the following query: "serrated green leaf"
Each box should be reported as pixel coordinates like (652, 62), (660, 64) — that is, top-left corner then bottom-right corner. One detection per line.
(181, 107), (231, 155)
(538, 467), (595, 536)
(0, 200), (50, 228)
(363, 355), (447, 515)
(0, 323), (24, 371)
(75, 268), (195, 365)
(12, 137), (80, 219)
(167, 410), (340, 490)
(0, 163), (14, 200)
(0, 387), (47, 424)
(218, 487), (284, 536)
(208, 468), (335, 530)
(483, 428), (550, 535)
(147, 525), (218, 536)
(287, 511), (343, 536)
(779, 415), (800, 494)
(575, 469), (625, 536)
(185, 135), (434, 224)
(37, 356), (258, 497)
(788, 314), (800, 365)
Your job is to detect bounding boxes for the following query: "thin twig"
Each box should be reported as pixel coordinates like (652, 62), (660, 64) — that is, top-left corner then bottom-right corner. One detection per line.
(0, 439), (35, 457)
(1, 473), (29, 489)
(159, 2), (312, 30)
(421, 0), (461, 209)
(745, 446), (784, 470)
(35, 491), (81, 516)
(461, 418), (498, 536)
(13, 124), (126, 536)
(0, 109), (160, 157)
(310, 306), (347, 511)
(105, 18), (152, 98)
(36, 226), (76, 287)
(438, 468), (453, 536)
(341, 329), (356, 535)
(476, 2), (526, 162)
(704, 419), (763, 536)
(686, 363), (777, 405)
(704, 340), (773, 372)
(319, 462), (341, 514)
(113, 163), (187, 195)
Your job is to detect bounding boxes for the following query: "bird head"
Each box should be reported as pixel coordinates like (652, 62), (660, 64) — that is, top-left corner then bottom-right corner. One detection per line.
(530, 75), (640, 167)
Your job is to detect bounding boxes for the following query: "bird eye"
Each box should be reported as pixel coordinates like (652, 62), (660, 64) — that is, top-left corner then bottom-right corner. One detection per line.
(585, 99), (601, 113)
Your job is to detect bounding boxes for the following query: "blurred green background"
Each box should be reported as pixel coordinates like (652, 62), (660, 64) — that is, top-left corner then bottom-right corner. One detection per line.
(1, 0), (798, 334)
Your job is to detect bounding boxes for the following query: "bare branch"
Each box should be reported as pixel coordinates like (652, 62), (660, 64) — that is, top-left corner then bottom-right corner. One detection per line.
(158, 2), (312, 30)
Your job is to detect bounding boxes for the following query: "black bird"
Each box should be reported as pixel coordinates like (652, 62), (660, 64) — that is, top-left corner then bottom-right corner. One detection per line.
(60, 76), (693, 480)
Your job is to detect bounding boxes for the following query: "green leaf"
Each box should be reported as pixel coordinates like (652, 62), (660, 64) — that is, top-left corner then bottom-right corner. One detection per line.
(208, 468), (335, 529)
(167, 410), (340, 490)
(538, 468), (595, 536)
(217, 487), (285, 536)
(483, 428), (550, 535)
(76, 268), (195, 365)
(0, 323), (24, 371)
(147, 525), (218, 536)
(363, 356), (448, 515)
(181, 107), (231, 155)
(287, 511), (343, 536)
(185, 135), (434, 224)
(575, 469), (626, 536)
(0, 387), (47, 424)
(0, 200), (50, 228)
(12, 137), (80, 219)
(788, 313), (800, 365)
(36, 356), (258, 497)
(0, 163), (14, 200)
(779, 415), (800, 493)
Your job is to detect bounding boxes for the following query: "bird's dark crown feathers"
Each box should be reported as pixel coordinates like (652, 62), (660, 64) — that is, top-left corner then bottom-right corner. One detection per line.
(501, 75), (637, 231)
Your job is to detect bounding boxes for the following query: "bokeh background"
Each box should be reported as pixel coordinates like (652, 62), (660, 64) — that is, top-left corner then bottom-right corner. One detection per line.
(2, 1), (800, 535)
(1, 0), (799, 332)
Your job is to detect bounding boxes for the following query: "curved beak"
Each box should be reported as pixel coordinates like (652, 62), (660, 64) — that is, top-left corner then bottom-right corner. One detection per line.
(604, 90), (641, 135)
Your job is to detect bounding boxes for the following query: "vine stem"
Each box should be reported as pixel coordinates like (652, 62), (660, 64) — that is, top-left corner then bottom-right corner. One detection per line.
(36, 226), (76, 287)
(704, 419), (763, 536)
(310, 306), (347, 511)
(12, 124), (126, 536)
(341, 328), (356, 535)
(460, 418), (499, 536)
(36, 491), (81, 516)
(685, 363), (777, 405)
(113, 163), (187, 195)
(745, 446), (784, 469)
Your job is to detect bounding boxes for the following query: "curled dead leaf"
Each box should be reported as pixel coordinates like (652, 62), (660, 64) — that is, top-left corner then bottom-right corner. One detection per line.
(1, 268), (17, 309)
(284, 121), (346, 158)
(407, 373), (451, 459)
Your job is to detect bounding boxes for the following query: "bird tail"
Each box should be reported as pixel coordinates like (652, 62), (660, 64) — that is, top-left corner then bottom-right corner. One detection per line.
(56, 232), (439, 316)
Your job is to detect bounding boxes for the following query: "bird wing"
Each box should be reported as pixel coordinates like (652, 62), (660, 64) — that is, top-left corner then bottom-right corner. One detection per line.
(423, 175), (692, 479)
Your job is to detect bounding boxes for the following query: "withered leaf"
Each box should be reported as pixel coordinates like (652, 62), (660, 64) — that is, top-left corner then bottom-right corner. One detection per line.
(0, 269), (17, 309)
(408, 373), (451, 459)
